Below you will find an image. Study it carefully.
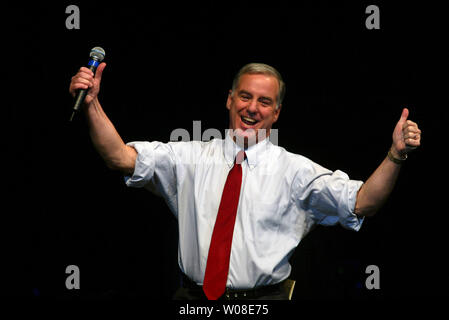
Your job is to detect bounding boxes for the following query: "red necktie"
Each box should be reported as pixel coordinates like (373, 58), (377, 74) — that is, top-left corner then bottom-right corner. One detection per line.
(203, 151), (245, 300)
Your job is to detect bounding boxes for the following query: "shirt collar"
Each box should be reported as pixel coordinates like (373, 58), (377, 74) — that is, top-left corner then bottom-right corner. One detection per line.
(223, 130), (271, 170)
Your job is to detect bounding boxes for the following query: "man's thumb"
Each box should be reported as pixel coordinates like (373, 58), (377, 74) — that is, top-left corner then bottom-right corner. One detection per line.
(95, 62), (106, 80)
(399, 107), (409, 122)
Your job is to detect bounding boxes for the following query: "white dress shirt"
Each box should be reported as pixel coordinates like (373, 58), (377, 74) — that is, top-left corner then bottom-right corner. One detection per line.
(124, 132), (364, 289)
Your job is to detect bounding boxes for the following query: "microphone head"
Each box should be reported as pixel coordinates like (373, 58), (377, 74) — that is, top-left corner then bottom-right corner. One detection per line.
(90, 47), (105, 62)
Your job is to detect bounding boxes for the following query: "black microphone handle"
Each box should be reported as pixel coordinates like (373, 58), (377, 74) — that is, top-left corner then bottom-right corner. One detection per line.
(70, 63), (99, 121)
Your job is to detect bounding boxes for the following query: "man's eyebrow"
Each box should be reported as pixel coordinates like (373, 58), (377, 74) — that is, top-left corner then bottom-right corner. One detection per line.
(237, 90), (274, 103)
(238, 90), (252, 96)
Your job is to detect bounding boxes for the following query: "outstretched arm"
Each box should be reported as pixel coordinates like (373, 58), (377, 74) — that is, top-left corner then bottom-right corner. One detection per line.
(354, 108), (421, 217)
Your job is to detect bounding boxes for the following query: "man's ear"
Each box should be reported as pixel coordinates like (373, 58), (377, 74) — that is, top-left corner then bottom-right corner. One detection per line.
(226, 90), (233, 110)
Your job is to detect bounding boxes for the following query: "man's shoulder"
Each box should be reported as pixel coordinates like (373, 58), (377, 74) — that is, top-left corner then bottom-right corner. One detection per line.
(270, 144), (312, 164)
(166, 138), (224, 162)
(168, 138), (223, 149)
(272, 145), (329, 174)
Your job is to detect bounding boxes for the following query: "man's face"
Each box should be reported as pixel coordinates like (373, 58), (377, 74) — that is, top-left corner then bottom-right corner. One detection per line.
(226, 73), (281, 146)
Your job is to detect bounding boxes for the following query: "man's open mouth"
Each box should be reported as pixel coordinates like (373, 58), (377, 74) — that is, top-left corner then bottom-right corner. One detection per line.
(241, 116), (258, 126)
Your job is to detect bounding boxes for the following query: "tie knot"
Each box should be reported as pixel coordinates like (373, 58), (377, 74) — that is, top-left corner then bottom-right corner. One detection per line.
(235, 151), (246, 165)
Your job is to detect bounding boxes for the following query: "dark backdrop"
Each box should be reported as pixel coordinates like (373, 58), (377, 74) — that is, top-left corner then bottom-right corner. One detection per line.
(3, 1), (448, 302)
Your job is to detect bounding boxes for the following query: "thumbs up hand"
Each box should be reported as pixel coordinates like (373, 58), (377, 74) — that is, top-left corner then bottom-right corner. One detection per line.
(391, 108), (421, 159)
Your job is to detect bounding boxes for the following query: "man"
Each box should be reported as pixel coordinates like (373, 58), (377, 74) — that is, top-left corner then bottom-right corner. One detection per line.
(69, 62), (421, 300)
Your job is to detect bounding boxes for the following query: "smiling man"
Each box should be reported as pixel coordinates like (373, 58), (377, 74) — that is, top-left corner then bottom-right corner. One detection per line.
(226, 65), (283, 148)
(69, 62), (421, 300)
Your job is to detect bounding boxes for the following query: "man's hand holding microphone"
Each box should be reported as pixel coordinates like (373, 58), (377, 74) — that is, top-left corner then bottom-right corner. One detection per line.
(69, 62), (106, 107)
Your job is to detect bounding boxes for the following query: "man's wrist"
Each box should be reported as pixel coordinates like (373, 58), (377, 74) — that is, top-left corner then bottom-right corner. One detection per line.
(83, 97), (98, 111)
(388, 147), (407, 164)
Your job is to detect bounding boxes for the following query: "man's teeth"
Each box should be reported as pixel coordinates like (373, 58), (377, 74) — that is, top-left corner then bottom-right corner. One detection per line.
(242, 116), (257, 124)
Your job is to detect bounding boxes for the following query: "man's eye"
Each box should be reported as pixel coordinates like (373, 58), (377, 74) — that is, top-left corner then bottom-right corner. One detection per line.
(241, 95), (250, 101)
(260, 99), (272, 106)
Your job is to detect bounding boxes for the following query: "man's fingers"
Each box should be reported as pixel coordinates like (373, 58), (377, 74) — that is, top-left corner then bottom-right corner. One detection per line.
(406, 138), (420, 147)
(403, 119), (418, 129)
(404, 126), (421, 147)
(79, 67), (94, 77)
(72, 82), (89, 90)
(73, 76), (94, 87)
(70, 82), (89, 96)
(69, 63), (105, 99)
(404, 132), (421, 140)
(70, 74), (94, 95)
(94, 62), (106, 81)
(392, 107), (422, 152)
(403, 126), (421, 135)
(75, 71), (94, 82)
(399, 108), (409, 122)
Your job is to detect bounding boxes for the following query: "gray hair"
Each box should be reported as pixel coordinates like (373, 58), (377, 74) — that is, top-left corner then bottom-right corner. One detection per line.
(231, 63), (285, 109)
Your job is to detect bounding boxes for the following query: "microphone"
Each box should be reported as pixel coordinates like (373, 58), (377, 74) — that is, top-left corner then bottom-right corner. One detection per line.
(69, 47), (106, 121)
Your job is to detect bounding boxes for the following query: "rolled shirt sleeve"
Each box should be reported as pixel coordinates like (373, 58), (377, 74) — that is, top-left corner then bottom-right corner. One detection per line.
(318, 170), (364, 231)
(124, 141), (180, 217)
(294, 160), (364, 231)
(124, 141), (156, 188)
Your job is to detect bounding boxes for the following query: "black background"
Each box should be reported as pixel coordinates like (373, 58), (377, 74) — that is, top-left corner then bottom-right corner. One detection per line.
(2, 1), (448, 303)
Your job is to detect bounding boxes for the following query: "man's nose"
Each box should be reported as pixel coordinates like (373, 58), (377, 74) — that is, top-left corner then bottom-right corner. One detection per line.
(247, 99), (258, 114)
